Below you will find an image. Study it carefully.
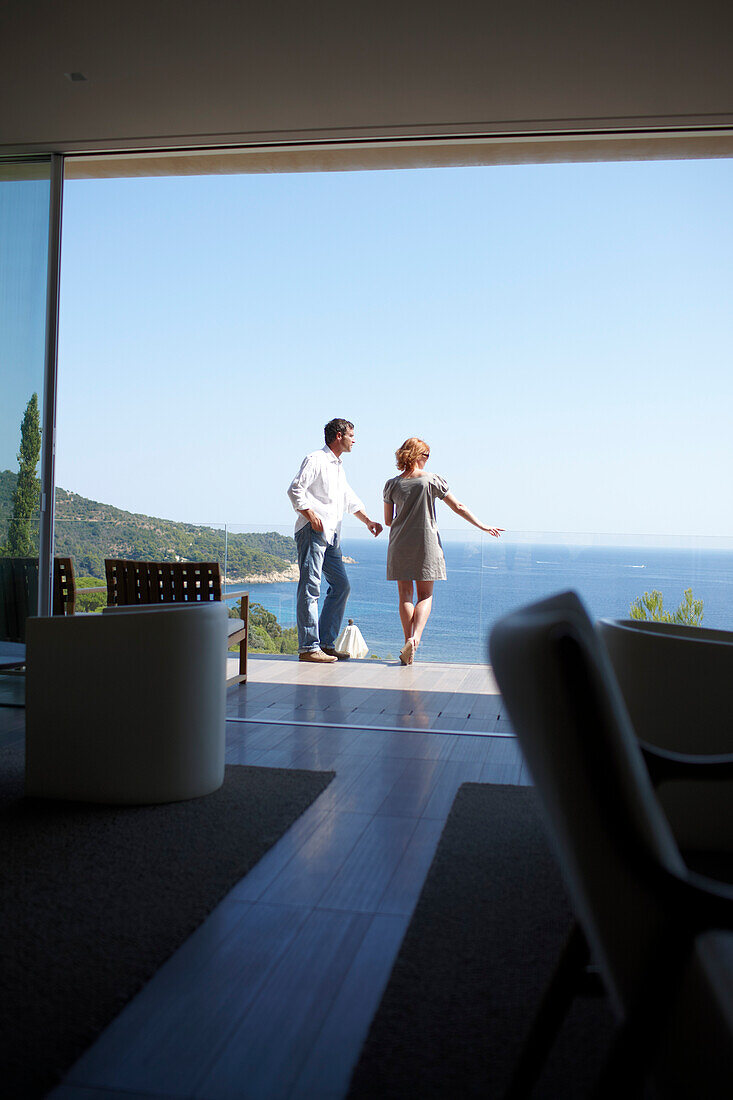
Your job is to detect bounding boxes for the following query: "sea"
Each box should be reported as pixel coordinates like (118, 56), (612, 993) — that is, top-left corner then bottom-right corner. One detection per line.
(233, 538), (733, 664)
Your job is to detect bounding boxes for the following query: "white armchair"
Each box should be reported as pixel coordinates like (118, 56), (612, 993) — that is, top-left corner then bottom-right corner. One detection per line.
(25, 602), (226, 804)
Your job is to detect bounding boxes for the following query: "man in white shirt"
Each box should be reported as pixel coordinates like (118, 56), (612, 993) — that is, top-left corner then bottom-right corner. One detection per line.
(287, 418), (383, 663)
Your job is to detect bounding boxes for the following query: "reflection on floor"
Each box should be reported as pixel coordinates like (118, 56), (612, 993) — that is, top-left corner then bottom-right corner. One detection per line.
(2, 668), (525, 1100)
(228, 654), (512, 735)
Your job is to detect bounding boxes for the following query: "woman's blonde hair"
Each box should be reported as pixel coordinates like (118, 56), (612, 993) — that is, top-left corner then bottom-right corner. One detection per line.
(395, 437), (429, 472)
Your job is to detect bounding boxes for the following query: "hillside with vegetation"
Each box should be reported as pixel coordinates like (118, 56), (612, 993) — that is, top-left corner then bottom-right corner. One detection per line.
(0, 470), (297, 581)
(0, 470), (15, 530)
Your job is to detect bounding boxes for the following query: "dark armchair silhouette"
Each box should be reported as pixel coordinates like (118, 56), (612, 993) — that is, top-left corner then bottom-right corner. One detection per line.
(598, 616), (733, 853)
(488, 591), (733, 1098)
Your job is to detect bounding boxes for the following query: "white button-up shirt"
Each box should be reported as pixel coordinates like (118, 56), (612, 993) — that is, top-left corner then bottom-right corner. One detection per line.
(287, 445), (365, 544)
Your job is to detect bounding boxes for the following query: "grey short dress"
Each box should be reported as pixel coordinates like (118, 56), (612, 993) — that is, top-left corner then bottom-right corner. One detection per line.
(383, 473), (449, 581)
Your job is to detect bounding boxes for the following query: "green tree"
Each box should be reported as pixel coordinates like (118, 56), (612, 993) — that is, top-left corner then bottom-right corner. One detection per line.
(629, 587), (704, 627)
(249, 603), (282, 641)
(4, 394), (41, 556)
(74, 575), (107, 613)
(228, 601), (298, 655)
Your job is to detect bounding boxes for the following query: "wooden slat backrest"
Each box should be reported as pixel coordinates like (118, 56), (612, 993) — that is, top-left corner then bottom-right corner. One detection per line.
(53, 557), (76, 616)
(106, 560), (149, 605)
(0, 558), (35, 642)
(0, 557), (75, 642)
(105, 560), (223, 606)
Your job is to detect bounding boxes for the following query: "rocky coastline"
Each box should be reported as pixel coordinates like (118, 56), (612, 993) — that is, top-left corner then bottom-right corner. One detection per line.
(227, 554), (356, 585)
(227, 562), (299, 584)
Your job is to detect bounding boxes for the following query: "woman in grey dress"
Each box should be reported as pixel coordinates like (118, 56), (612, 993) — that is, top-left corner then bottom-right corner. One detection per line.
(383, 437), (503, 664)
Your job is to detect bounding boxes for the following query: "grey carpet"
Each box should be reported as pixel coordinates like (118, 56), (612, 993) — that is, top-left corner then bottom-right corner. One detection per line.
(348, 782), (616, 1099)
(0, 743), (333, 1098)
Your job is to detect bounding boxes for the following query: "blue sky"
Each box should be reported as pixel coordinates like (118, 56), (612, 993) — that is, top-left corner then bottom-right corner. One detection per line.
(51, 158), (733, 539)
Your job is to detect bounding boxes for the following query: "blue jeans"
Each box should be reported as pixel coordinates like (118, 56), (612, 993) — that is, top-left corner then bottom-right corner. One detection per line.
(295, 526), (351, 652)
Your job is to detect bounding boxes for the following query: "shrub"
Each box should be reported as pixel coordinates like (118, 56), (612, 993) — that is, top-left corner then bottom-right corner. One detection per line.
(75, 575), (106, 613)
(629, 588), (703, 627)
(229, 601), (298, 654)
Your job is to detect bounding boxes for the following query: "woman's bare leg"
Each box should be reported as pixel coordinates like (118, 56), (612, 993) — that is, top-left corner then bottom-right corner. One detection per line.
(411, 581), (434, 648)
(397, 580), (417, 664)
(397, 581), (415, 642)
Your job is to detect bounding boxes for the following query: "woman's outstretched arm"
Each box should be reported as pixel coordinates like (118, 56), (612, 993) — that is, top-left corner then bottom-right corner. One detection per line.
(442, 492), (503, 537)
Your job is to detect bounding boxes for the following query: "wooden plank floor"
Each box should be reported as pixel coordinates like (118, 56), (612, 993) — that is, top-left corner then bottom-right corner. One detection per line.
(1, 667), (524, 1100)
(227, 655), (508, 734)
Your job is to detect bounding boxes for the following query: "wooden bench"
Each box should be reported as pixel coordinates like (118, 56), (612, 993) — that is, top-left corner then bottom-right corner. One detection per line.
(104, 559), (248, 685)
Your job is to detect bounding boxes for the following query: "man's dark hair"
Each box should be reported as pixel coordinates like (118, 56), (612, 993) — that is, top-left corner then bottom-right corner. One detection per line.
(324, 418), (354, 445)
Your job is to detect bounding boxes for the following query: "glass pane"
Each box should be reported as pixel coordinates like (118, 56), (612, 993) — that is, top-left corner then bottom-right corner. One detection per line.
(52, 514), (228, 611)
(0, 159), (51, 677)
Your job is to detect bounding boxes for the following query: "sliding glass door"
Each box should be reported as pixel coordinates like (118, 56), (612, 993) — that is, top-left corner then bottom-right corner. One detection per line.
(0, 157), (60, 674)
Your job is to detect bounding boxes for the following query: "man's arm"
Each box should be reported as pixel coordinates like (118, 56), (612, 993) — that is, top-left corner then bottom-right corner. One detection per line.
(354, 509), (383, 537)
(299, 508), (323, 532)
(287, 456), (323, 530)
(343, 479), (383, 535)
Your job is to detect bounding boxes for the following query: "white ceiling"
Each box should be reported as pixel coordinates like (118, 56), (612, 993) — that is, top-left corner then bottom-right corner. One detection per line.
(2, 0), (733, 155)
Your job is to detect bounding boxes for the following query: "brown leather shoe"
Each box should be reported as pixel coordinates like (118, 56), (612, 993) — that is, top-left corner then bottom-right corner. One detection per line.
(299, 649), (338, 664)
(321, 646), (351, 660)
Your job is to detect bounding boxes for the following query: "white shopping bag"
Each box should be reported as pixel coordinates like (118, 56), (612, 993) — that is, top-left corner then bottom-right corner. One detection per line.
(335, 619), (369, 659)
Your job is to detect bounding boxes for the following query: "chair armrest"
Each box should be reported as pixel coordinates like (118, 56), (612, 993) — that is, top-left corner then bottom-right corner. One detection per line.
(639, 740), (733, 788)
(103, 602), (207, 616)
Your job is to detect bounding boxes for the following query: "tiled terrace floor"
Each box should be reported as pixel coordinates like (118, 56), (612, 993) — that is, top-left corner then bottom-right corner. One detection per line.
(2, 659), (525, 1100)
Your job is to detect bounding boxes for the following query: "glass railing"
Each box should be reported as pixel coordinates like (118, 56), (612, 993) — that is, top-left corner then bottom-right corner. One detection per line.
(52, 518), (733, 663)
